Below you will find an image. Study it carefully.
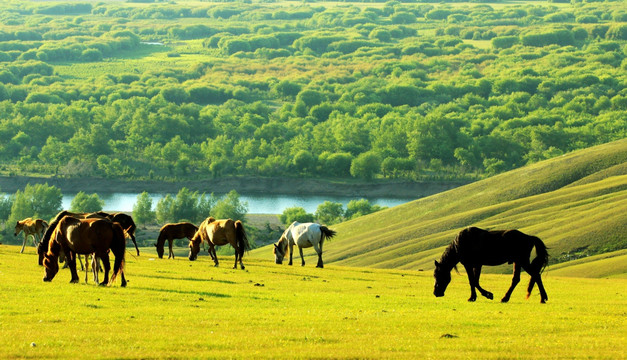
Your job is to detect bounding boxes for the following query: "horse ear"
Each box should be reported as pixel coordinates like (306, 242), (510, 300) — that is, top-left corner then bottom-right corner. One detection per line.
(153, 243), (157, 247)
(434, 260), (440, 267)
(274, 244), (278, 248)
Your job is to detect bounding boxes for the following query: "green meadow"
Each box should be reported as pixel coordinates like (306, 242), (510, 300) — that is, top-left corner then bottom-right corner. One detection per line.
(0, 245), (625, 360)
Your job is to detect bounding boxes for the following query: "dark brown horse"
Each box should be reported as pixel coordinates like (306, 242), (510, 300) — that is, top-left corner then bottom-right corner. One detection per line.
(95, 212), (139, 256)
(154, 222), (199, 259)
(37, 211), (138, 265)
(43, 216), (126, 286)
(433, 227), (549, 303)
(188, 217), (249, 269)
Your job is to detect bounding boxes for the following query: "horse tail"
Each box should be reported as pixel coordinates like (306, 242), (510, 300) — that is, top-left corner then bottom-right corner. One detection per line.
(319, 226), (337, 242)
(109, 223), (126, 286)
(235, 220), (250, 253)
(530, 236), (549, 274)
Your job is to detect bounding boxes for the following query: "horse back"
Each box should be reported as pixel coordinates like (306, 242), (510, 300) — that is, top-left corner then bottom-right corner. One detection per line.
(61, 217), (114, 255)
(457, 227), (537, 266)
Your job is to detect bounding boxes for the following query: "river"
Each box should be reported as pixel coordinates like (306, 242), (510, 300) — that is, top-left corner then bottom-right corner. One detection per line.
(61, 193), (414, 214)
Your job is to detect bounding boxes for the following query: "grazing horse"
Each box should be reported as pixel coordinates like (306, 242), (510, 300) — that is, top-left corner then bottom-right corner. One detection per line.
(43, 216), (126, 286)
(37, 211), (138, 265)
(273, 222), (336, 268)
(433, 227), (549, 303)
(188, 217), (249, 269)
(154, 222), (199, 259)
(15, 218), (48, 253)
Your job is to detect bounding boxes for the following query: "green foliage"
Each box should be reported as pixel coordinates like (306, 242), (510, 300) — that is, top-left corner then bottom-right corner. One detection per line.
(210, 190), (247, 222)
(69, 191), (104, 213)
(132, 191), (155, 226)
(344, 198), (384, 220)
(7, 183), (62, 232)
(315, 201), (344, 225)
(0, 0), (624, 183)
(279, 206), (314, 226)
(155, 187), (216, 224)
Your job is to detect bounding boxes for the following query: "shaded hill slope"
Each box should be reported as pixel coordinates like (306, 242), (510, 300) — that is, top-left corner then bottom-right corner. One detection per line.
(251, 139), (627, 276)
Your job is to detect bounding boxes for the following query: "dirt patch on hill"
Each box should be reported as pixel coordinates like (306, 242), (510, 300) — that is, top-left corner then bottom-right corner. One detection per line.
(0, 175), (467, 199)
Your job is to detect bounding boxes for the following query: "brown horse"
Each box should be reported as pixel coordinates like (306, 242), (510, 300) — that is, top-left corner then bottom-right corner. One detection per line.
(154, 222), (199, 259)
(43, 216), (126, 286)
(15, 218), (49, 253)
(434, 227), (549, 303)
(37, 211), (138, 265)
(188, 217), (250, 269)
(94, 212), (139, 256)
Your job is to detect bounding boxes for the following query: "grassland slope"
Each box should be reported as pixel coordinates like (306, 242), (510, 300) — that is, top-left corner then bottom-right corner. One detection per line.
(251, 139), (627, 277)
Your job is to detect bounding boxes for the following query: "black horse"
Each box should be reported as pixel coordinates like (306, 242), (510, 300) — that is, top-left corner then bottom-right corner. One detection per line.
(433, 227), (549, 303)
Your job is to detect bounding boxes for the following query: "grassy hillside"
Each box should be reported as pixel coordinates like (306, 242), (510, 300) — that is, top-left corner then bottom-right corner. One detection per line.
(1, 245), (625, 359)
(251, 139), (627, 276)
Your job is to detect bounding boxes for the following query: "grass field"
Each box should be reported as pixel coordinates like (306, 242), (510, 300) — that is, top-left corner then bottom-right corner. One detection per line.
(1, 245), (625, 359)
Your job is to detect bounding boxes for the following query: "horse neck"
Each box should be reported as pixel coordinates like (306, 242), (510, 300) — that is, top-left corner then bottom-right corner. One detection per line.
(440, 243), (460, 270)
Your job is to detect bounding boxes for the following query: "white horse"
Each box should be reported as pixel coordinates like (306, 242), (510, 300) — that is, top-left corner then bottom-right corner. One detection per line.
(273, 222), (336, 268)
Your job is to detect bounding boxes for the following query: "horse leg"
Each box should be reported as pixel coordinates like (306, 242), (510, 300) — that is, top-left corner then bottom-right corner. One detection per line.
(20, 235), (28, 253)
(84, 255), (89, 283)
(313, 242), (323, 268)
(523, 265), (548, 303)
(168, 239), (174, 259)
(66, 250), (80, 283)
(233, 243), (239, 270)
(99, 253), (111, 286)
(288, 243), (294, 266)
(92, 256), (99, 284)
(239, 245), (246, 270)
(462, 263), (478, 302)
(211, 245), (219, 267)
(299, 247), (305, 267)
(501, 263), (521, 303)
(473, 266), (493, 300)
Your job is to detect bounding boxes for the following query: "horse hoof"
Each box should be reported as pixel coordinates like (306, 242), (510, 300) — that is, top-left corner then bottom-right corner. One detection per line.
(486, 292), (494, 300)
(500, 297), (510, 303)
(121, 281), (127, 287)
(468, 297), (476, 302)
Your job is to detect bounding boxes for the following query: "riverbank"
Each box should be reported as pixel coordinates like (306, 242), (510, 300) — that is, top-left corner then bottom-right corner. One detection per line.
(0, 175), (468, 199)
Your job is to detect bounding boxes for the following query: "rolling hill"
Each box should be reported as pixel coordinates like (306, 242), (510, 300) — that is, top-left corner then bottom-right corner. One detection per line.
(251, 139), (627, 277)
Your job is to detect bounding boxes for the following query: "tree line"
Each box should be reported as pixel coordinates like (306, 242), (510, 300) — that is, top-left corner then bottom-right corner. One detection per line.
(0, 184), (384, 248)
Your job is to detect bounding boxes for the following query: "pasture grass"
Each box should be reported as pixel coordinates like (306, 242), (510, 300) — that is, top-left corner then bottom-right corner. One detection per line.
(1, 245), (625, 359)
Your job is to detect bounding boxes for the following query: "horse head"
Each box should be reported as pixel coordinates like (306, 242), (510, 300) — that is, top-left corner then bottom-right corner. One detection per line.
(188, 234), (201, 261)
(273, 237), (287, 264)
(14, 220), (24, 236)
(154, 243), (164, 259)
(433, 260), (451, 297)
(42, 234), (62, 282)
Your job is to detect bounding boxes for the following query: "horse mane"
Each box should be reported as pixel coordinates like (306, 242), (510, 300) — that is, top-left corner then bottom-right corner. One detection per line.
(439, 235), (461, 272)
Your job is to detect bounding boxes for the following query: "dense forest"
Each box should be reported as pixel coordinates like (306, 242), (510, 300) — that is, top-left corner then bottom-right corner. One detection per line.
(0, 0), (625, 183)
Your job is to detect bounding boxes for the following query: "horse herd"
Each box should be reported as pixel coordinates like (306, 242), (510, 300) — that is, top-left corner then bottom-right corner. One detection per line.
(14, 211), (550, 303)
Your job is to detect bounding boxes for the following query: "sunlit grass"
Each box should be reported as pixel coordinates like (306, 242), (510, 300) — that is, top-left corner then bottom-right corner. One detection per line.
(0, 245), (625, 359)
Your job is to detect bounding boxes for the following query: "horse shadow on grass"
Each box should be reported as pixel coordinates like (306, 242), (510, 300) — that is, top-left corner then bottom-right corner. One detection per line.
(134, 286), (231, 299)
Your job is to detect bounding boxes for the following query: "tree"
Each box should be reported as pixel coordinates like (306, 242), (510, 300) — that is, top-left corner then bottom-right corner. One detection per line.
(280, 207), (314, 226)
(8, 184), (62, 234)
(344, 199), (384, 220)
(211, 190), (248, 222)
(315, 201), (344, 225)
(133, 192), (155, 225)
(350, 152), (382, 180)
(70, 191), (104, 213)
(156, 194), (175, 224)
